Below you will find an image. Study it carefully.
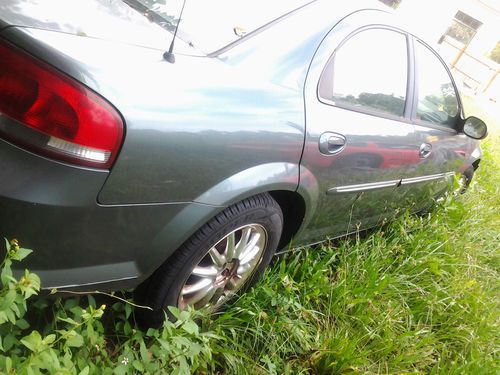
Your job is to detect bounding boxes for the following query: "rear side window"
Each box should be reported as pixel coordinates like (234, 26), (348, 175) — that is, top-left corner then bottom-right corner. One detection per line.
(415, 41), (459, 128)
(319, 28), (408, 117)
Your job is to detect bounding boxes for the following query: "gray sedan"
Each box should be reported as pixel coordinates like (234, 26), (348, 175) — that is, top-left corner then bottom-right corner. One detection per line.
(0, 0), (487, 326)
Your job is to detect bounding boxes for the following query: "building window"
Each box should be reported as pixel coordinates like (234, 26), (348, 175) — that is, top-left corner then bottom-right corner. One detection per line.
(444, 11), (482, 45)
(378, 0), (402, 9)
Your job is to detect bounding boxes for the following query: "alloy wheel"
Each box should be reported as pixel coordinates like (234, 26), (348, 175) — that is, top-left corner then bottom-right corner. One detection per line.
(178, 224), (268, 309)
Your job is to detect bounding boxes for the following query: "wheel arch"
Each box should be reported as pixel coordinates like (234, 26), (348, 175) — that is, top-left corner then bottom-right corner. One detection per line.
(268, 190), (306, 251)
(191, 162), (316, 251)
(138, 162), (320, 283)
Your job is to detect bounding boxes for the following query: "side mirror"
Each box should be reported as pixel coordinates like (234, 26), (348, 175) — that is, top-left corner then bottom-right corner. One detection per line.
(462, 116), (488, 140)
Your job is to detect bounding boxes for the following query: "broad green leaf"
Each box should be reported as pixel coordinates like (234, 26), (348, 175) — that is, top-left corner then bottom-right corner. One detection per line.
(123, 321), (132, 335)
(5, 307), (16, 324)
(0, 289), (16, 310)
(65, 331), (84, 348)
(5, 356), (12, 372)
(181, 320), (199, 335)
(21, 331), (43, 353)
(187, 342), (202, 358)
(43, 334), (56, 345)
(15, 318), (30, 330)
(2, 334), (17, 352)
(146, 328), (158, 337)
(11, 248), (33, 262)
(125, 303), (132, 320)
(0, 311), (7, 325)
(113, 364), (128, 375)
(167, 306), (181, 320)
(132, 360), (144, 372)
(0, 260), (13, 286)
(140, 340), (150, 363)
(58, 316), (78, 325)
(177, 355), (190, 375)
(63, 298), (79, 310)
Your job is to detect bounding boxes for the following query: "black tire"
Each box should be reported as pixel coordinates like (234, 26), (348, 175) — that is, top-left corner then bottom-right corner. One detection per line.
(134, 193), (283, 328)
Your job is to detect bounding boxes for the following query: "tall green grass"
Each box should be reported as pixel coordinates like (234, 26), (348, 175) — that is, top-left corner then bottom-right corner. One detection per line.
(206, 123), (500, 373)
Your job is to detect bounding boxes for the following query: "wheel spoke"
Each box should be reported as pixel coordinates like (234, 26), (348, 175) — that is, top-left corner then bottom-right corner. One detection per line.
(226, 275), (243, 290)
(208, 247), (226, 268)
(237, 261), (255, 279)
(192, 265), (219, 277)
(234, 227), (252, 258)
(181, 278), (213, 296)
(211, 288), (225, 305)
(187, 285), (218, 307)
(239, 232), (263, 264)
(224, 231), (236, 260)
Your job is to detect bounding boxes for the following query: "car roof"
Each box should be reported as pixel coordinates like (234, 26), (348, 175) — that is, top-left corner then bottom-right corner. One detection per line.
(211, 0), (389, 56)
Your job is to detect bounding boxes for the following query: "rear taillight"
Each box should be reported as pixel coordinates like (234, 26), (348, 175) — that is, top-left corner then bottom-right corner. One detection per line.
(0, 39), (123, 169)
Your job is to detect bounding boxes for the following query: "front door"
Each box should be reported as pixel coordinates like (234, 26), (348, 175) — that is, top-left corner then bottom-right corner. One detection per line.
(300, 26), (421, 242)
(398, 39), (468, 211)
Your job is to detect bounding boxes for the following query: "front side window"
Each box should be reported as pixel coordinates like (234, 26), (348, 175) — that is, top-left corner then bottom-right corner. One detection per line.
(319, 28), (408, 117)
(415, 41), (459, 128)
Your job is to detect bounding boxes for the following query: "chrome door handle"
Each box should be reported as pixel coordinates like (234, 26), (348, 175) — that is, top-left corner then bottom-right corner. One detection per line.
(419, 143), (432, 158)
(319, 132), (346, 155)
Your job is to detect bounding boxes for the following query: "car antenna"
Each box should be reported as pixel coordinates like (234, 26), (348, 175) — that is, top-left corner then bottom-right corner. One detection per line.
(163, 0), (188, 63)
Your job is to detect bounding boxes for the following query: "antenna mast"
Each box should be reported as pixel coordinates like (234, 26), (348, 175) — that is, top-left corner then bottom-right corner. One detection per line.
(163, 0), (188, 63)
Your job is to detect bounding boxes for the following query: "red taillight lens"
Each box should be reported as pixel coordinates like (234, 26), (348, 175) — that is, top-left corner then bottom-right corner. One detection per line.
(0, 39), (123, 169)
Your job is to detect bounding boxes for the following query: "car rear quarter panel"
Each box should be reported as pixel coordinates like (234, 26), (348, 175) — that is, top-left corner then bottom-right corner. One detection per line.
(0, 129), (199, 289)
(0, 24), (306, 289)
(1, 26), (306, 206)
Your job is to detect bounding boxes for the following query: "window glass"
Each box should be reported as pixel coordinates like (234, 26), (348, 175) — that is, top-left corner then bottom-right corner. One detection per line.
(321, 28), (408, 117)
(416, 41), (459, 128)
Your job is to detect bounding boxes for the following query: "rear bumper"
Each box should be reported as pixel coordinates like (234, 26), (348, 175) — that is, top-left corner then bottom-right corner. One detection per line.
(0, 138), (221, 290)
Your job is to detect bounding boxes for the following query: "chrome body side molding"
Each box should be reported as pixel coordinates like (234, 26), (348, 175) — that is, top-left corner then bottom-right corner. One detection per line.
(327, 179), (400, 194)
(400, 172), (455, 185)
(328, 172), (455, 194)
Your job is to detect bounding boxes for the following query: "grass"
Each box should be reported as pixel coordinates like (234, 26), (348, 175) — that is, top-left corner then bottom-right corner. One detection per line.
(200, 100), (500, 373)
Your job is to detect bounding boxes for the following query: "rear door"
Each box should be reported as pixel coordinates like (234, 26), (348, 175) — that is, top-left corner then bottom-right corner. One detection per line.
(301, 24), (420, 241)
